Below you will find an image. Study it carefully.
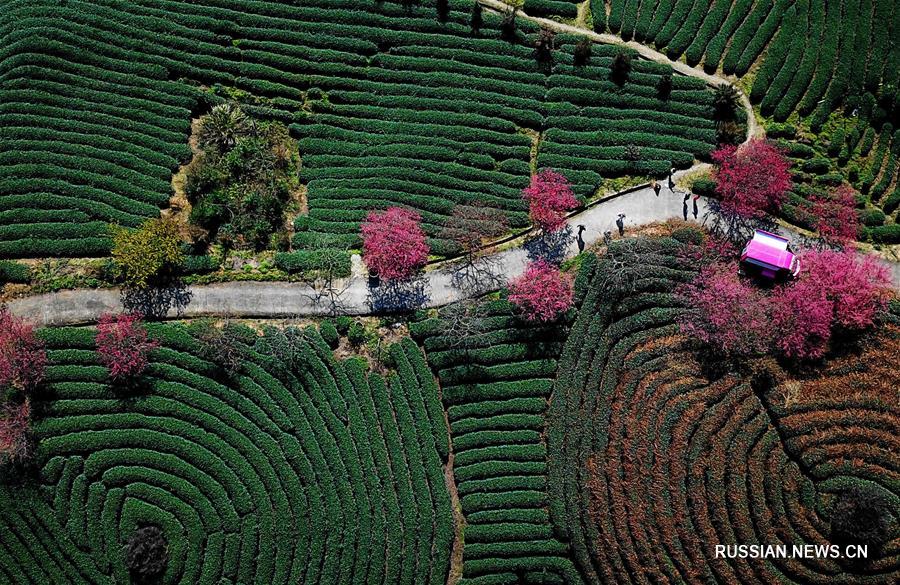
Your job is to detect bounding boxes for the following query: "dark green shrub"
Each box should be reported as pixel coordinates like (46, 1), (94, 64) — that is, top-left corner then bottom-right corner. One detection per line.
(183, 155), (227, 200)
(868, 224), (900, 243)
(0, 260), (30, 284)
(500, 9), (517, 41)
(656, 73), (673, 100)
(181, 255), (218, 274)
(859, 208), (886, 227)
(814, 173), (844, 187)
(671, 226), (705, 245)
(882, 189), (900, 214)
(802, 157), (831, 174)
(471, 2), (482, 34)
(610, 51), (632, 85)
(125, 526), (168, 581)
(319, 321), (339, 349)
(573, 38), (592, 66)
(827, 126), (847, 156)
(713, 83), (739, 121)
(347, 321), (366, 347)
(830, 485), (894, 550)
(691, 178), (716, 196)
(334, 316), (352, 335)
(196, 102), (252, 153)
(766, 123), (797, 139)
(274, 250), (351, 276)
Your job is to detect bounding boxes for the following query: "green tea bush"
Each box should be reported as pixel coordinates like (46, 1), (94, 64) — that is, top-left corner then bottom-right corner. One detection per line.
(319, 321), (339, 349)
(0, 260), (30, 283)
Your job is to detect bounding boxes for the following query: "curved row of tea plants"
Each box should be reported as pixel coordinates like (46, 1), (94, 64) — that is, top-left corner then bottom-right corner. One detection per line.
(547, 236), (899, 584)
(0, 324), (452, 584)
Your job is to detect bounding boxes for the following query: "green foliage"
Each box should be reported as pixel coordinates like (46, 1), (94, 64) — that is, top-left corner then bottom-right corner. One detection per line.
(181, 255), (219, 274)
(334, 316), (353, 335)
(691, 177), (717, 197)
(867, 223), (900, 244)
(319, 321), (339, 349)
(767, 123), (798, 139)
(859, 208), (886, 227)
(196, 102), (253, 154)
(0, 0), (720, 259)
(411, 298), (576, 582)
(671, 225), (705, 245)
(273, 250), (351, 276)
(0, 261), (30, 284)
(187, 106), (298, 252)
(830, 485), (894, 549)
(347, 321), (367, 347)
(110, 218), (183, 289)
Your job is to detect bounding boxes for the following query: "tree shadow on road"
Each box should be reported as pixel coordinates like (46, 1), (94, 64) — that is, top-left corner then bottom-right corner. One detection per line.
(367, 275), (430, 314)
(121, 281), (192, 320)
(524, 225), (573, 265)
(703, 200), (778, 244)
(448, 254), (506, 297)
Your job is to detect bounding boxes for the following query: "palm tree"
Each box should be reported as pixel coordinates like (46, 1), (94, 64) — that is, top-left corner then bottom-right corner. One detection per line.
(713, 84), (740, 121)
(197, 103), (253, 153)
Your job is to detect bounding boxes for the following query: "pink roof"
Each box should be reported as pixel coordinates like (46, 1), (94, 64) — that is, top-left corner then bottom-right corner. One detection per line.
(743, 239), (795, 270)
(741, 230), (799, 276)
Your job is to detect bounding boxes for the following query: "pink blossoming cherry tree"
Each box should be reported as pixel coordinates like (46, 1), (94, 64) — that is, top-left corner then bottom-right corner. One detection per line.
(361, 207), (430, 281)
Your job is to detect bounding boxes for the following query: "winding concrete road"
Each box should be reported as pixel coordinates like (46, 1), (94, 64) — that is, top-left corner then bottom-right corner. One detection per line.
(10, 175), (898, 326)
(6, 3), (897, 326)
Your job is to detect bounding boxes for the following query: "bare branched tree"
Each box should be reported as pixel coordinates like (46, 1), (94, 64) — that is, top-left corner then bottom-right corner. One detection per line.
(255, 321), (308, 373)
(441, 202), (509, 296)
(438, 299), (490, 354)
(596, 238), (661, 295)
(299, 241), (353, 317)
(191, 317), (249, 378)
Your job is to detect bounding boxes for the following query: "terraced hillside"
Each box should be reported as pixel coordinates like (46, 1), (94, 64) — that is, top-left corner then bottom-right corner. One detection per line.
(0, 325), (453, 584)
(548, 235), (899, 584)
(0, 0), (716, 259)
(592, 0), (900, 126)
(411, 300), (580, 584)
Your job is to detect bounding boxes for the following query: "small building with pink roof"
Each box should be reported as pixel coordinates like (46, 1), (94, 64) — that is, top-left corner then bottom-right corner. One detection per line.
(740, 230), (801, 281)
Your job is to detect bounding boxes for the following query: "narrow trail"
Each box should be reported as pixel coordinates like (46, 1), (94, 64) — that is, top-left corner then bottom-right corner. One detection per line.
(6, 3), (896, 326)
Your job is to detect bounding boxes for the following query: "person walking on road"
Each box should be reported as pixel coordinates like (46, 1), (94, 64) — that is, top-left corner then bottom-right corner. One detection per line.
(668, 167), (676, 191)
(651, 179), (661, 197)
(692, 193), (700, 219)
(616, 213), (625, 237)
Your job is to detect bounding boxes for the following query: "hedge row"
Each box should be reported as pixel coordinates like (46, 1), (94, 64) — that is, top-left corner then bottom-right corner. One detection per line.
(532, 0), (898, 123)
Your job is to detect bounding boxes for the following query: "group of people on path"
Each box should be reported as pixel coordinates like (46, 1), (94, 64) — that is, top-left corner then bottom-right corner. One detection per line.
(610, 169), (699, 241)
(587, 169), (702, 250)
